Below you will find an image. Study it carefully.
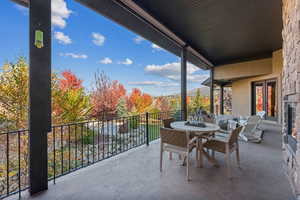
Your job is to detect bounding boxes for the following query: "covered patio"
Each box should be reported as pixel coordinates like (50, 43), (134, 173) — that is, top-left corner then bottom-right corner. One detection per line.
(7, 0), (297, 199)
(10, 123), (293, 200)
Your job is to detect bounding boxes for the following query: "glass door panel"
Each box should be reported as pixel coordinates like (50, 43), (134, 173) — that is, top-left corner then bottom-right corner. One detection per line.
(266, 80), (277, 120)
(252, 82), (265, 115)
(255, 84), (264, 114)
(252, 79), (277, 121)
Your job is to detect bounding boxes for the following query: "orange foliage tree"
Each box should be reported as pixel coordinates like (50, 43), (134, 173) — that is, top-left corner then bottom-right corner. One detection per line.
(59, 70), (83, 91)
(127, 88), (153, 114)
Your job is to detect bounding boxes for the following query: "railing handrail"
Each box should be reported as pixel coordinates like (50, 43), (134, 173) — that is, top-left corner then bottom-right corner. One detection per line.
(0, 110), (181, 135)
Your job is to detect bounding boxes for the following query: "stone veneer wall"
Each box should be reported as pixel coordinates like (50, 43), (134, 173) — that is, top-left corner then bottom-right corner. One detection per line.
(282, 0), (300, 197)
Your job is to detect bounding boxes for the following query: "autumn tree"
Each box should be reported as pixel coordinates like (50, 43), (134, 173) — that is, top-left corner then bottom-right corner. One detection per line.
(127, 88), (153, 114)
(91, 71), (126, 120)
(0, 57), (29, 192)
(59, 70), (83, 91)
(52, 70), (91, 124)
(0, 57), (28, 130)
(155, 96), (170, 112)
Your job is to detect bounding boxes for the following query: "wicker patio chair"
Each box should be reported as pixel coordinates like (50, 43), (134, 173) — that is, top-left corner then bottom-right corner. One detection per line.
(160, 127), (198, 181)
(203, 126), (244, 179)
(162, 118), (175, 129)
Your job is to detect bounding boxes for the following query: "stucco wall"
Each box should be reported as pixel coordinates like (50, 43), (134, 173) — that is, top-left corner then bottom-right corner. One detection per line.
(215, 58), (272, 80)
(230, 50), (283, 123)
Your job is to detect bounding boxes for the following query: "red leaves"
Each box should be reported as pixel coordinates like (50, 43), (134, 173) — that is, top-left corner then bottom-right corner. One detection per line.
(91, 71), (126, 119)
(59, 70), (83, 91)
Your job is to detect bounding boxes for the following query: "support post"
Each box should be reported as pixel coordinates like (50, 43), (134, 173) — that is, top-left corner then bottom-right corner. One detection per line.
(29, 0), (51, 195)
(210, 68), (214, 114)
(220, 84), (224, 115)
(181, 46), (187, 121)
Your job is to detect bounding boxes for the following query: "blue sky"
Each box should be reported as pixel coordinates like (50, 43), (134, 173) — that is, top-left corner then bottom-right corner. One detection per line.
(0, 0), (209, 96)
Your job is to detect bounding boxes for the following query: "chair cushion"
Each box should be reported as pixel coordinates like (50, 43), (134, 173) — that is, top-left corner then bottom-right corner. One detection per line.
(218, 120), (228, 130)
(203, 140), (226, 153)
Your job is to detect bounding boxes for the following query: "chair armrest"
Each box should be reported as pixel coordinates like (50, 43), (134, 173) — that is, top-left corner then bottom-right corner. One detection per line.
(218, 129), (230, 134)
(188, 137), (198, 145)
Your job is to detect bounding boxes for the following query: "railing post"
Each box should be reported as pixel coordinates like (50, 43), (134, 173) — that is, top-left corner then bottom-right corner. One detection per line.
(146, 112), (149, 146)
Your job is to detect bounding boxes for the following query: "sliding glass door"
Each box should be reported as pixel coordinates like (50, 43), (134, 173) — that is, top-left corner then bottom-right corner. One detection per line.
(252, 79), (277, 121)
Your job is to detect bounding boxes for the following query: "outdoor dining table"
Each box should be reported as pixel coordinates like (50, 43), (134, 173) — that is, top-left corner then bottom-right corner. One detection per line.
(170, 121), (220, 167)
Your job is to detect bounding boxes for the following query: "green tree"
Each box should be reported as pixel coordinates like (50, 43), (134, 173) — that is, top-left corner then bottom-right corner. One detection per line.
(0, 57), (28, 130)
(116, 97), (128, 117)
(191, 89), (202, 110)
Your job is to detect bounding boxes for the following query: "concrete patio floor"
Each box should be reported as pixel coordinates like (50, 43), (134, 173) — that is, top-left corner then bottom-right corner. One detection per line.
(13, 123), (294, 200)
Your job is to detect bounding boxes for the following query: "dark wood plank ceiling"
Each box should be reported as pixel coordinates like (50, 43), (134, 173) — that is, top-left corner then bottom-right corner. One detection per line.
(133, 0), (283, 65)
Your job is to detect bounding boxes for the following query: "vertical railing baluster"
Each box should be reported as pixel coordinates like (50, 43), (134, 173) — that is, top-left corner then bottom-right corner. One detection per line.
(117, 118), (120, 153)
(135, 116), (137, 147)
(75, 125), (77, 169)
(123, 117), (125, 151)
(131, 117), (134, 149)
(92, 121), (95, 163)
(68, 125), (71, 172)
(156, 113), (159, 139)
(137, 115), (139, 146)
(115, 119), (117, 153)
(87, 122), (90, 165)
(125, 117), (128, 151)
(106, 119), (109, 157)
(146, 113), (149, 146)
(18, 131), (21, 199)
(128, 117), (133, 149)
(6, 132), (9, 196)
(53, 127), (56, 184)
(102, 120), (105, 160)
(97, 121), (100, 161)
(61, 126), (63, 175)
(111, 119), (114, 155)
(81, 124), (84, 168)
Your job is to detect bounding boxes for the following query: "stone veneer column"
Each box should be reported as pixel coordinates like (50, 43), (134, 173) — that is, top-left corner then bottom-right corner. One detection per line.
(282, 0), (300, 197)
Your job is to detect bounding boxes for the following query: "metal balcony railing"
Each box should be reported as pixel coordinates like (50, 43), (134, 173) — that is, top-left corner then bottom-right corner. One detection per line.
(0, 110), (183, 199)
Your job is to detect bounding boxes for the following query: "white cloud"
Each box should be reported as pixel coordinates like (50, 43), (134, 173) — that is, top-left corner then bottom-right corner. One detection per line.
(54, 31), (72, 45)
(128, 81), (179, 87)
(119, 58), (133, 65)
(59, 53), (88, 59)
(92, 32), (105, 46)
(144, 62), (209, 83)
(133, 36), (145, 44)
(151, 43), (163, 51)
(100, 57), (113, 64)
(15, 4), (28, 16)
(51, 0), (72, 29)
